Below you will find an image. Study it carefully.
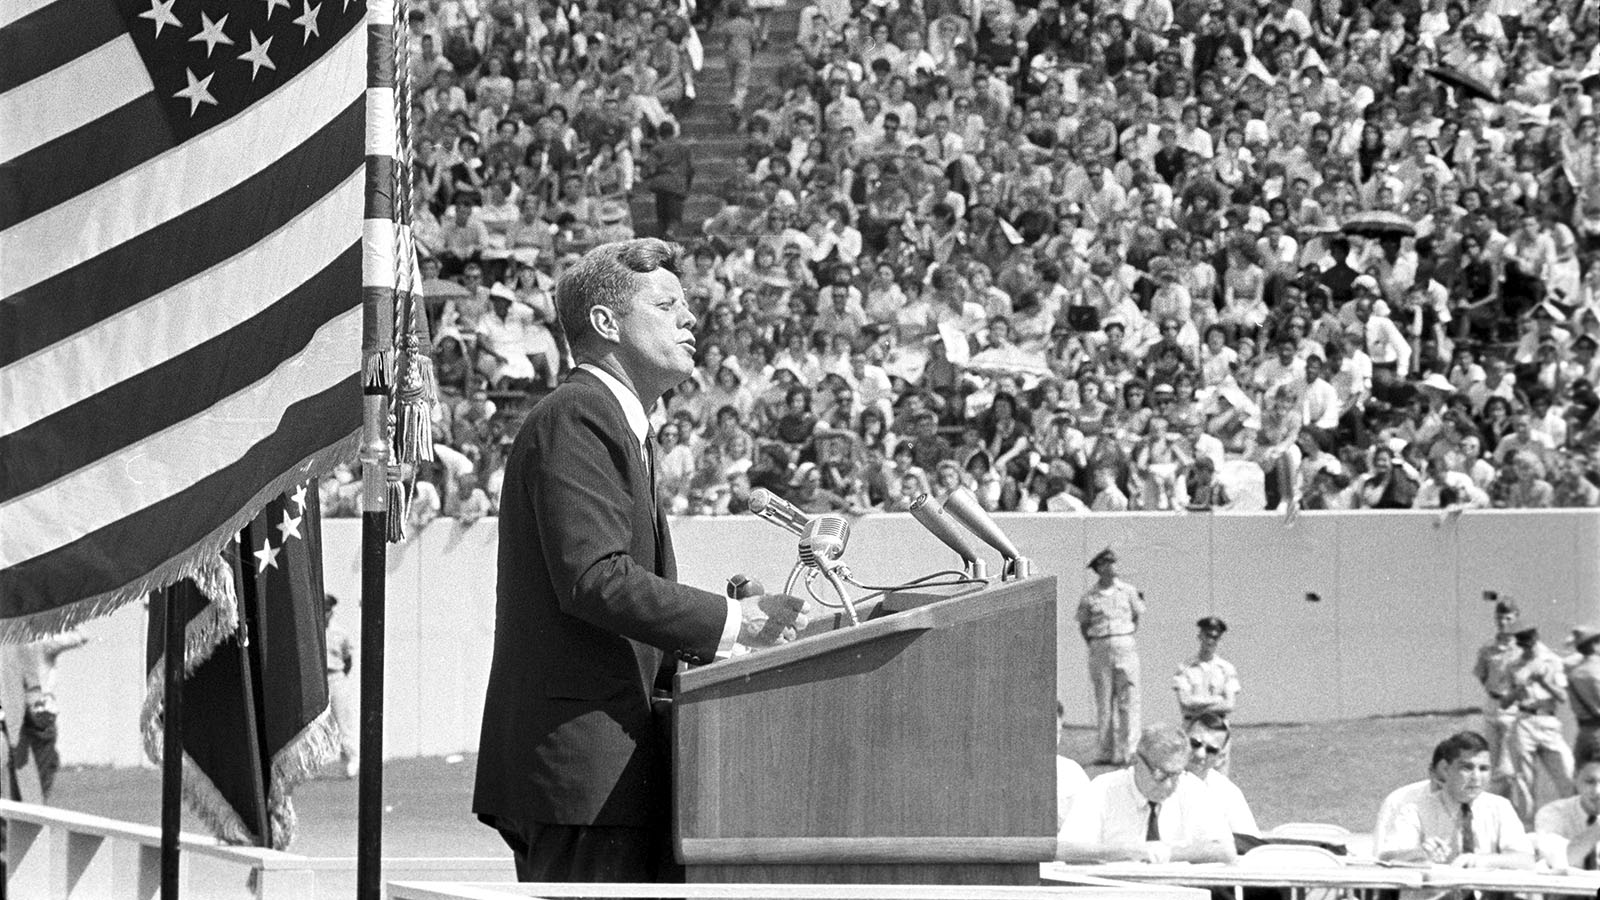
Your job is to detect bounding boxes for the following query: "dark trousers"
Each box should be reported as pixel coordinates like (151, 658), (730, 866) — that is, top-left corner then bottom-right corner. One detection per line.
(653, 191), (686, 239)
(492, 819), (683, 884)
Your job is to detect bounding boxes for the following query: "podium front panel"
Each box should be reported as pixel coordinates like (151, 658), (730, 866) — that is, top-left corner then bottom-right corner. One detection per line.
(673, 577), (1058, 882)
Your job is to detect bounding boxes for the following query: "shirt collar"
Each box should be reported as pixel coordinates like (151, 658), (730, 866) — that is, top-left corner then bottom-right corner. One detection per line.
(579, 363), (651, 450)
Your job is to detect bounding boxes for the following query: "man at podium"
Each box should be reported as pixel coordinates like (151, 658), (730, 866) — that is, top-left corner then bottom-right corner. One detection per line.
(473, 239), (809, 883)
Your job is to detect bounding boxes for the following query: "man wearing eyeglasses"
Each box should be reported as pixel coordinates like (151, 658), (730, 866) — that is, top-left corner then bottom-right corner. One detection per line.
(1184, 713), (1257, 836)
(1055, 725), (1235, 864)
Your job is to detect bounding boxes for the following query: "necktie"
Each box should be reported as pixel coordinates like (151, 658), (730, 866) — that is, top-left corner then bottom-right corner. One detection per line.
(1146, 801), (1161, 842)
(643, 429), (658, 499)
(1460, 802), (1476, 855)
(1585, 814), (1597, 870)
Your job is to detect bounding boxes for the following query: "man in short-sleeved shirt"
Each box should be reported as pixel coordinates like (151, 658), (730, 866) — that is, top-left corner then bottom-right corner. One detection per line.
(1057, 725), (1235, 864)
(1375, 730), (1535, 868)
(1185, 714), (1257, 835)
(1473, 598), (1523, 794)
(1077, 548), (1145, 765)
(1173, 616), (1241, 774)
(1534, 754), (1600, 870)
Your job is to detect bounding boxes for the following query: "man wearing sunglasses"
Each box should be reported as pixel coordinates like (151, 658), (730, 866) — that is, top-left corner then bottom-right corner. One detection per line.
(1184, 713), (1258, 836)
(1056, 725), (1235, 864)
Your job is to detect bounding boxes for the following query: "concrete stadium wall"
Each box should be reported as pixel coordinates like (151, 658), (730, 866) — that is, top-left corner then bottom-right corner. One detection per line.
(47, 510), (1600, 767)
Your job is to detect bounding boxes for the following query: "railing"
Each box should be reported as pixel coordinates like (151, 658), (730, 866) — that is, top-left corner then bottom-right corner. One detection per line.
(387, 882), (1208, 900)
(1, 800), (511, 899)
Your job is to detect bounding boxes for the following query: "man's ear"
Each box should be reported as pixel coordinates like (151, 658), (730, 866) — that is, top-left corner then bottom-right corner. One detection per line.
(589, 304), (620, 343)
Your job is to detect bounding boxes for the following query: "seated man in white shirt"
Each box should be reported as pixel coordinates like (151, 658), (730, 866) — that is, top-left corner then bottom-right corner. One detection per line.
(1185, 713), (1258, 836)
(1534, 751), (1600, 871)
(1056, 725), (1236, 864)
(1058, 701), (1091, 830)
(1374, 730), (1535, 869)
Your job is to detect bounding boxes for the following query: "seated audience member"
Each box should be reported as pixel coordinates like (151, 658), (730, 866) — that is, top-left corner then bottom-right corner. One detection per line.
(1184, 713), (1258, 836)
(1534, 751), (1600, 871)
(1374, 731), (1535, 868)
(1056, 725), (1235, 864)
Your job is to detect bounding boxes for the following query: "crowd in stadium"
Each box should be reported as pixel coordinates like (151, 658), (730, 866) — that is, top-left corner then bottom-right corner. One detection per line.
(321, 0), (1600, 524)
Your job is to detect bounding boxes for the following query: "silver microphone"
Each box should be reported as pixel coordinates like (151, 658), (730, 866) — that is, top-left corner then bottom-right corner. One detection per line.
(798, 515), (851, 569)
(908, 493), (988, 580)
(941, 487), (1033, 580)
(748, 488), (810, 536)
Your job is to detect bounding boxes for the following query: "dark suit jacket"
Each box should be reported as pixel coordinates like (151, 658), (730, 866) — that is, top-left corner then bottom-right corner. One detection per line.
(643, 138), (694, 198)
(473, 368), (727, 829)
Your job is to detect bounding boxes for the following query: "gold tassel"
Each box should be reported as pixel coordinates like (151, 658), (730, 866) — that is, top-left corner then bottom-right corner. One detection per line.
(392, 341), (434, 466)
(385, 463), (407, 543)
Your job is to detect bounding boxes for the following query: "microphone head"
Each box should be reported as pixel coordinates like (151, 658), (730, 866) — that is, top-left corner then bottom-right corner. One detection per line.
(748, 487), (810, 536)
(942, 487), (1022, 560)
(748, 488), (775, 513)
(799, 515), (851, 568)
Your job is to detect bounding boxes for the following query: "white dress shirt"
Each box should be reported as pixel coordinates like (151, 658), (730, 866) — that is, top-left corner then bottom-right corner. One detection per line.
(580, 364), (741, 657)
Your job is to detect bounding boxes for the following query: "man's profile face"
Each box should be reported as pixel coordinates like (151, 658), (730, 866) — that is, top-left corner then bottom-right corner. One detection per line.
(1440, 750), (1492, 806)
(611, 268), (698, 390)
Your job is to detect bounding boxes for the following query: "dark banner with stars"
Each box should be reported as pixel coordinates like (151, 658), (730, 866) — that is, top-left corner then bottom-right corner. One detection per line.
(141, 482), (335, 849)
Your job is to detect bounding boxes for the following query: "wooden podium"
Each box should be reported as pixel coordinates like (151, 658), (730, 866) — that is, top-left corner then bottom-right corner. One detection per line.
(672, 576), (1058, 886)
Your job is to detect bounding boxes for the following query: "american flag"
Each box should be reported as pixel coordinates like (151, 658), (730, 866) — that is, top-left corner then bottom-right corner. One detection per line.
(0, 0), (368, 635)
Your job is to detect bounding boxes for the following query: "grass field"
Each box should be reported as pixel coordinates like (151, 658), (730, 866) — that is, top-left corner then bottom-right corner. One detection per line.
(47, 709), (1509, 855)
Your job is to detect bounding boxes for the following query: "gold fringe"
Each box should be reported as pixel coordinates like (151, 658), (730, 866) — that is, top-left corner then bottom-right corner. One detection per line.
(0, 431), (361, 645)
(265, 707), (341, 850)
(363, 348), (394, 391)
(386, 477), (408, 543)
(140, 664), (256, 846)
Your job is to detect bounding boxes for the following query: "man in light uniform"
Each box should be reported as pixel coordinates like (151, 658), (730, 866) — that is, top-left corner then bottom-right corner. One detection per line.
(1506, 626), (1575, 823)
(1173, 616), (1241, 774)
(1472, 597), (1522, 795)
(1077, 548), (1144, 766)
(1565, 626), (1600, 763)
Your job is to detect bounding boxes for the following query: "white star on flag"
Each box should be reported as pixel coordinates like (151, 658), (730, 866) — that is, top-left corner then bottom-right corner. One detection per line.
(239, 32), (276, 80)
(290, 483), (308, 512)
(262, 0), (291, 19)
(254, 537), (281, 573)
(173, 68), (218, 116)
(189, 12), (234, 57)
(138, 0), (182, 38)
(276, 509), (303, 543)
(293, 0), (321, 44)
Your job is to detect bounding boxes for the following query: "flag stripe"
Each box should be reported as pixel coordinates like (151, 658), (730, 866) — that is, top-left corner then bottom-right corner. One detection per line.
(1, 172), (363, 438)
(0, 305), (362, 568)
(0, 0), (61, 30)
(0, 23), (365, 295)
(0, 247), (360, 502)
(0, 36), (153, 164)
(0, 100), (363, 367)
(0, 94), (176, 231)
(0, 376), (360, 618)
(0, 0), (127, 95)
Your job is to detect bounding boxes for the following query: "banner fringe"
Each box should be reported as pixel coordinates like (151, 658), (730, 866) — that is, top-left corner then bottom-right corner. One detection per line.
(0, 430), (361, 645)
(139, 665), (256, 845)
(266, 707), (341, 849)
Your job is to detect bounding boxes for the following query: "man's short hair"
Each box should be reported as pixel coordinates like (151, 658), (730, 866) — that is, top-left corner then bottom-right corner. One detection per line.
(1137, 724), (1189, 762)
(1187, 711), (1231, 735)
(555, 239), (683, 352)
(1430, 731), (1491, 769)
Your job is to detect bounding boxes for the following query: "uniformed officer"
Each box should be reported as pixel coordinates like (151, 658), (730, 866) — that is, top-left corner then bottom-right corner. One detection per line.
(1507, 626), (1576, 823)
(1473, 597), (1523, 795)
(1077, 548), (1144, 765)
(1173, 616), (1241, 774)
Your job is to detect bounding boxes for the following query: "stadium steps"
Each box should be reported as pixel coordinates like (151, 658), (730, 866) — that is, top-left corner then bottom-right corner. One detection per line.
(630, 2), (801, 241)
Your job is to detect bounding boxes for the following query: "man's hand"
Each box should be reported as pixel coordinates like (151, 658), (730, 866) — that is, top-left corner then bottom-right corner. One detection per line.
(738, 593), (811, 648)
